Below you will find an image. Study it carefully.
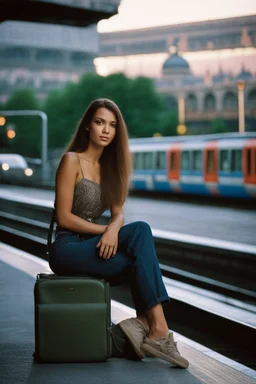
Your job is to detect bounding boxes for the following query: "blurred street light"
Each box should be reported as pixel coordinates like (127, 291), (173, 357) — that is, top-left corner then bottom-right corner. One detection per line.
(6, 124), (16, 139)
(0, 116), (6, 126)
(177, 124), (187, 135)
(177, 96), (187, 135)
(0, 110), (49, 183)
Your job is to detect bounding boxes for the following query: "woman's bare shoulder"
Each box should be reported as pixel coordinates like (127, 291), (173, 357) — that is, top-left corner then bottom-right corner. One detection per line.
(57, 152), (79, 176)
(60, 152), (79, 165)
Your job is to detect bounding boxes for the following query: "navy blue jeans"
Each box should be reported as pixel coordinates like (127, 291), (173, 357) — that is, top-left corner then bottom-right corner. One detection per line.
(49, 221), (170, 315)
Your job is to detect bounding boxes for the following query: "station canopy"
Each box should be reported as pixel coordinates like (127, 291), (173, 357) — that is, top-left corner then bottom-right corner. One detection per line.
(0, 0), (119, 26)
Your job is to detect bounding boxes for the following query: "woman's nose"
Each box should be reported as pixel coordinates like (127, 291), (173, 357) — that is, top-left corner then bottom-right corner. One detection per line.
(103, 124), (109, 133)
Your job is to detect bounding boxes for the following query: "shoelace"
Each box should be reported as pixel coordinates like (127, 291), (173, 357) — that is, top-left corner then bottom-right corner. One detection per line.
(164, 338), (180, 354)
(174, 341), (180, 354)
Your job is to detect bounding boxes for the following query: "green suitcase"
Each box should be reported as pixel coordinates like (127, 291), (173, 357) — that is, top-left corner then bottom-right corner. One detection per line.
(34, 273), (112, 362)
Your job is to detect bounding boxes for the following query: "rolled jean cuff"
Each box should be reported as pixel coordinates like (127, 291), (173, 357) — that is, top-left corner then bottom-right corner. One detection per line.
(146, 295), (170, 312)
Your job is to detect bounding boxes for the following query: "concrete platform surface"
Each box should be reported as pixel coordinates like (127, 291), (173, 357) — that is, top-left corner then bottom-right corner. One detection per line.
(0, 242), (255, 384)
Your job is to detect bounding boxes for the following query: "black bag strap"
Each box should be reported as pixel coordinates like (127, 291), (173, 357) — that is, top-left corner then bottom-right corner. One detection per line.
(46, 202), (56, 257)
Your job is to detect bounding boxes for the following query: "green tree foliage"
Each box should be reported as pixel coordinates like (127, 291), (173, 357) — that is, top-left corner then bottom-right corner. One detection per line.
(122, 76), (165, 137)
(211, 117), (229, 134)
(2, 74), (178, 155)
(44, 73), (110, 149)
(3, 89), (41, 157)
(161, 111), (178, 137)
(44, 73), (168, 149)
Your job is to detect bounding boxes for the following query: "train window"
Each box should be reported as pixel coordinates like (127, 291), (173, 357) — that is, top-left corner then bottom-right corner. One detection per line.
(134, 153), (143, 169)
(207, 150), (215, 174)
(143, 152), (153, 170)
(181, 151), (190, 171)
(192, 151), (202, 171)
(170, 152), (177, 171)
(220, 150), (230, 172)
(247, 149), (252, 175)
(156, 151), (165, 170)
(231, 150), (242, 172)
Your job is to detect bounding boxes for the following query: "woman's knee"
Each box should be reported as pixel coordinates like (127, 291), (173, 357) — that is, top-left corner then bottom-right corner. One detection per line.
(133, 221), (152, 234)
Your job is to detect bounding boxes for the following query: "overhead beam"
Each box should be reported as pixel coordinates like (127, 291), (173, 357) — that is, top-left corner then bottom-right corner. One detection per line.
(0, 0), (118, 27)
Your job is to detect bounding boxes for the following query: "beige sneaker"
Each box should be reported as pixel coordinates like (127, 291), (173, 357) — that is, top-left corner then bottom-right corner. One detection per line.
(118, 318), (149, 359)
(141, 332), (189, 368)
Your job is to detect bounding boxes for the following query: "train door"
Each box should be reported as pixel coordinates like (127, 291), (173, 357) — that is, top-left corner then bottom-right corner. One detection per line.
(204, 141), (219, 195)
(154, 151), (169, 191)
(244, 140), (256, 194)
(167, 143), (181, 192)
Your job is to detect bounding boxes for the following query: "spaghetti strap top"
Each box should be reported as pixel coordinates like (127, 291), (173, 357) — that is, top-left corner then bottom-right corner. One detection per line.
(71, 154), (105, 224)
(56, 154), (105, 234)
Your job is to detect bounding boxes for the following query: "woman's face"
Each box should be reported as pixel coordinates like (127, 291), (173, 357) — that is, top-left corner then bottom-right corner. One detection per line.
(88, 107), (117, 147)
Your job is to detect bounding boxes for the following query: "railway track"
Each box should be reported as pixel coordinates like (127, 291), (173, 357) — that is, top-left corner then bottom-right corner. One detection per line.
(1, 197), (256, 370)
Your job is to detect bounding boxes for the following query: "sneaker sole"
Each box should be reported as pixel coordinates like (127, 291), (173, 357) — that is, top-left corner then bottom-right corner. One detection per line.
(141, 344), (189, 369)
(119, 323), (145, 359)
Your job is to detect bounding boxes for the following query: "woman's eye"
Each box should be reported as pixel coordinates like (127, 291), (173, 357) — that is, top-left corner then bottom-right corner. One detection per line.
(96, 120), (102, 125)
(112, 123), (117, 128)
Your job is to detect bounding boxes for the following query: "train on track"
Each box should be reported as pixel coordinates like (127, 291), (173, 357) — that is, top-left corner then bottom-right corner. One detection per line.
(1, 132), (256, 199)
(130, 132), (256, 199)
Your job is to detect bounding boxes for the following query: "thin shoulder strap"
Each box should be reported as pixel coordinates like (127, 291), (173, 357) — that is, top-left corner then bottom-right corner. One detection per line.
(76, 153), (85, 178)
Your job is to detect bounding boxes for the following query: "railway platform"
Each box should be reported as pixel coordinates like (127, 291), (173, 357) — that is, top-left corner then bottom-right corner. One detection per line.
(1, 242), (255, 384)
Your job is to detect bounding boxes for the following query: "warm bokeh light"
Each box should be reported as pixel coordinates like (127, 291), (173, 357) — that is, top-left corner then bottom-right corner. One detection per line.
(24, 168), (33, 177)
(0, 117), (6, 126)
(238, 80), (245, 90)
(177, 124), (187, 135)
(7, 129), (16, 139)
(2, 163), (9, 171)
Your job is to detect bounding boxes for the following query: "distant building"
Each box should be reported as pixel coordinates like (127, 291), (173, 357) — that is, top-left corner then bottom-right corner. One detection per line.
(156, 46), (256, 132)
(0, 0), (120, 103)
(99, 15), (256, 62)
(98, 15), (256, 132)
(1, 11), (256, 133)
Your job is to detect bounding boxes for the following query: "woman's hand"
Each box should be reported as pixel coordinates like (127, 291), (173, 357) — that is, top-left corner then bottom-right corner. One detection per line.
(96, 226), (119, 259)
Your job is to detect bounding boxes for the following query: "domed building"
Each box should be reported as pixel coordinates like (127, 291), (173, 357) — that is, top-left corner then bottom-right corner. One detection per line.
(156, 50), (256, 133)
(97, 15), (256, 133)
(163, 51), (190, 79)
(162, 45), (203, 86)
(213, 67), (233, 84)
(236, 65), (253, 81)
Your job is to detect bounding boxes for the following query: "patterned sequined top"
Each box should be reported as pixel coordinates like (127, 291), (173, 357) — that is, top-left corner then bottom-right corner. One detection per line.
(71, 177), (105, 224)
(55, 154), (106, 235)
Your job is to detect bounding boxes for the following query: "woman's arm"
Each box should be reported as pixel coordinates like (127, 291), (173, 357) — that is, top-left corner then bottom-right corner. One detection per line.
(96, 205), (124, 259)
(55, 152), (107, 235)
(108, 205), (124, 232)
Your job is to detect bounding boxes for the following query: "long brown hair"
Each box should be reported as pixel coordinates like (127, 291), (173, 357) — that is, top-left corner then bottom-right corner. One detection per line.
(66, 98), (132, 208)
